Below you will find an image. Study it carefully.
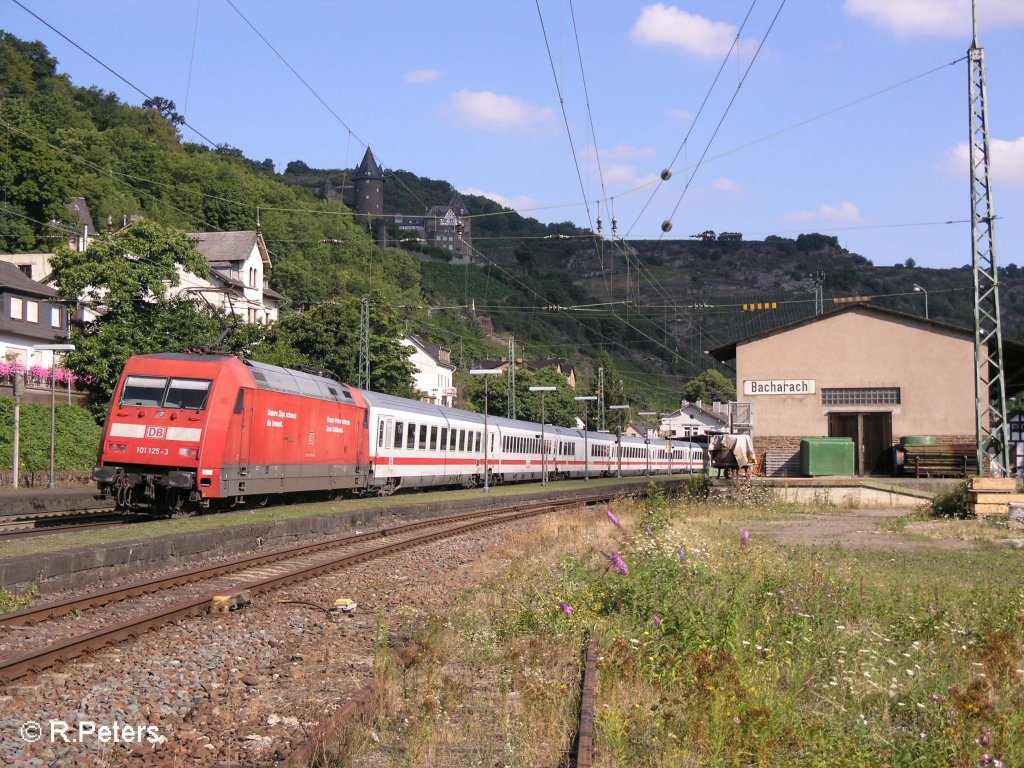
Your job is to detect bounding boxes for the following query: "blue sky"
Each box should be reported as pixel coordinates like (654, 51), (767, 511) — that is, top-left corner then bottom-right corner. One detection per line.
(4, 0), (1023, 269)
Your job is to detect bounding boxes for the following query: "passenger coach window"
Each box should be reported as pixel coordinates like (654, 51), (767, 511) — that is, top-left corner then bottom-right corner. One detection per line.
(378, 421), (385, 448)
(474, 433), (481, 453)
(430, 426), (438, 450)
(394, 422), (404, 448)
(406, 423), (416, 450)
(419, 425), (428, 450)
(121, 376), (168, 407)
(458, 430), (466, 451)
(164, 379), (212, 410)
(440, 428), (448, 449)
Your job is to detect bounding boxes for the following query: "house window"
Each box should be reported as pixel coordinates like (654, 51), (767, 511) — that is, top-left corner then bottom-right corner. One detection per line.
(10, 297), (23, 320)
(25, 301), (38, 323)
(51, 306), (62, 328)
(18, 265), (32, 278)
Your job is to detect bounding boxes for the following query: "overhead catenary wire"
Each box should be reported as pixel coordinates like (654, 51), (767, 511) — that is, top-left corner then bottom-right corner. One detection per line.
(661, 0), (788, 238)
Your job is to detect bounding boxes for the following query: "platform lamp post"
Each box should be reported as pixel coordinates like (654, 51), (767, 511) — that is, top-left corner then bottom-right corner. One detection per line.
(529, 386), (556, 485)
(470, 368), (503, 492)
(37, 343), (76, 489)
(913, 284), (929, 319)
(574, 395), (597, 481)
(638, 411), (659, 476)
(609, 404), (629, 479)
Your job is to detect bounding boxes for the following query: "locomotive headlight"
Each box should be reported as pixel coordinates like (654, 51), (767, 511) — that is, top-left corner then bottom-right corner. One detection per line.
(178, 447), (199, 458)
(108, 442), (127, 452)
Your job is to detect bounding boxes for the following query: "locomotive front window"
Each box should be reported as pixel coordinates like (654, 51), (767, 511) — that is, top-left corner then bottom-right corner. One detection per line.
(121, 376), (168, 407)
(164, 379), (212, 410)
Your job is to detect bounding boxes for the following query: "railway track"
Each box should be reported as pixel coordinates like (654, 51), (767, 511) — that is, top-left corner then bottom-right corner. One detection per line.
(0, 494), (607, 685)
(0, 505), (121, 539)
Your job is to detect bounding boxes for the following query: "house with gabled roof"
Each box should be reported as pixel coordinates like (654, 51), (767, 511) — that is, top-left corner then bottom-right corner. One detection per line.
(659, 400), (730, 439)
(181, 229), (284, 323)
(402, 335), (457, 407)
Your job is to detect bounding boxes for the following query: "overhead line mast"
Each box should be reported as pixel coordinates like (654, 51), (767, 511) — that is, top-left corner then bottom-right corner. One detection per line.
(968, 0), (1010, 476)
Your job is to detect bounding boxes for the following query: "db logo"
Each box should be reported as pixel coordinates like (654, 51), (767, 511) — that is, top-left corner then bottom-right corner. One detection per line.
(146, 426), (166, 439)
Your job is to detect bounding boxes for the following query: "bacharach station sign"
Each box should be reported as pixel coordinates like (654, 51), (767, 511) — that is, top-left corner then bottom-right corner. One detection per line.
(743, 379), (816, 396)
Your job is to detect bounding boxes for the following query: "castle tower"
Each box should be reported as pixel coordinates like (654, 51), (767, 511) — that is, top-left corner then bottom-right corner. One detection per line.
(352, 147), (384, 223)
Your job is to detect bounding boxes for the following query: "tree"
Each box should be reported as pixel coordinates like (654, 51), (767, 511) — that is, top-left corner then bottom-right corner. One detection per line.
(141, 96), (185, 126)
(461, 366), (579, 427)
(49, 220), (223, 413)
(254, 293), (415, 397)
(681, 369), (736, 404)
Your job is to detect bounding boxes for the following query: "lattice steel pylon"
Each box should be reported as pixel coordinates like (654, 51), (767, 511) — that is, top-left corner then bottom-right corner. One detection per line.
(358, 296), (370, 391)
(968, 4), (1010, 476)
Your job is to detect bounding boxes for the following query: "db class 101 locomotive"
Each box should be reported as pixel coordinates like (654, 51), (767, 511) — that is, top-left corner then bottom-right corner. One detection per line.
(93, 353), (706, 516)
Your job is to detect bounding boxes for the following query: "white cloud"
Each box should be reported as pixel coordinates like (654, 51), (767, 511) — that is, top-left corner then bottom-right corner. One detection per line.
(404, 69), (442, 84)
(712, 177), (741, 194)
(447, 89), (554, 131)
(464, 188), (539, 214)
(843, 0), (1024, 36)
(786, 202), (863, 225)
(667, 108), (693, 122)
(941, 136), (1024, 187)
(630, 4), (753, 57)
(581, 144), (658, 190)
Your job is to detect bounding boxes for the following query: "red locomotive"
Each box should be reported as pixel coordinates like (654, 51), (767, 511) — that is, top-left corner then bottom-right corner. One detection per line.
(93, 354), (368, 515)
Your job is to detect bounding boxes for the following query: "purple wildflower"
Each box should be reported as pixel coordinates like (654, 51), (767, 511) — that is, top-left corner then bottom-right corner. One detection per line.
(929, 693), (947, 704)
(741, 529), (751, 545)
(606, 550), (629, 576)
(606, 509), (624, 530)
(645, 524), (655, 538)
(777, 589), (786, 597)
(678, 546), (687, 563)
(652, 614), (663, 629)
(976, 730), (993, 747)
(559, 602), (575, 616)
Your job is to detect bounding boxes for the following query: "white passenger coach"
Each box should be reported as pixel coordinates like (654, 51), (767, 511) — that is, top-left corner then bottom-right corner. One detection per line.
(362, 391), (705, 496)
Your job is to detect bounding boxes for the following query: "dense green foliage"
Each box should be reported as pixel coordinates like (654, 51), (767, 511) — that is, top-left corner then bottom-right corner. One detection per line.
(0, 399), (103, 482)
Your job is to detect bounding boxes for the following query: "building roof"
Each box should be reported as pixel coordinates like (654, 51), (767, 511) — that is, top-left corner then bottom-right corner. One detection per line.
(188, 230), (271, 268)
(354, 147), (384, 181)
(0, 261), (59, 298)
(708, 302), (1024, 400)
(65, 197), (95, 234)
(405, 335), (455, 370)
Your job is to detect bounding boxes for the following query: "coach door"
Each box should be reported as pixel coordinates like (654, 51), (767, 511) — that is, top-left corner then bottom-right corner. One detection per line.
(828, 412), (892, 475)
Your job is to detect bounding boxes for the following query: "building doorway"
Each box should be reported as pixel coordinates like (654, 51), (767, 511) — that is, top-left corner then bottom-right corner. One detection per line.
(828, 412), (893, 475)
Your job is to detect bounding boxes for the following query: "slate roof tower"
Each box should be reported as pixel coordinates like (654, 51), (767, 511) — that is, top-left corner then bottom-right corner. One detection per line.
(353, 147), (384, 222)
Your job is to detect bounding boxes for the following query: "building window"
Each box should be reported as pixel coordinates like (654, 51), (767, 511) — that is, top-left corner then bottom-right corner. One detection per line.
(25, 301), (38, 323)
(822, 387), (901, 406)
(51, 306), (62, 328)
(10, 297), (23, 320)
(18, 265), (32, 278)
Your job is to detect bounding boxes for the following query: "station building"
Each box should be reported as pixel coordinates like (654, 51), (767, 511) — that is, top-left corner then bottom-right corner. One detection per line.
(708, 304), (1024, 475)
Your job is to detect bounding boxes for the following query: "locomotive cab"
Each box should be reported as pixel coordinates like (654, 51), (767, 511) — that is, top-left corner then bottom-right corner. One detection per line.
(93, 367), (214, 514)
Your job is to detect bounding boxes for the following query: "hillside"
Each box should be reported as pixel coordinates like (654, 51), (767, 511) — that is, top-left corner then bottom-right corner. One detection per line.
(2, 31), (1022, 415)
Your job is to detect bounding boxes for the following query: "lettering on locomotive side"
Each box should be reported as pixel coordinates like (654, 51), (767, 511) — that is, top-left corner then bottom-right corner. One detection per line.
(266, 408), (297, 428)
(326, 416), (350, 434)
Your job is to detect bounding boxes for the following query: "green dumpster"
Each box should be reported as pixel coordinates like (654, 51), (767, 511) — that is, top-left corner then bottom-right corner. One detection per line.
(800, 438), (855, 477)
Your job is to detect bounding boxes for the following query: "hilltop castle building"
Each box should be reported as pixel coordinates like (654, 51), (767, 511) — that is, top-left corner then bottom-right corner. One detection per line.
(331, 148), (474, 262)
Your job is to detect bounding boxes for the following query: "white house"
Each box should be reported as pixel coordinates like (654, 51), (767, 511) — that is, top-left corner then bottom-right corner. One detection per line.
(402, 335), (457, 407)
(659, 400), (730, 439)
(182, 230), (283, 323)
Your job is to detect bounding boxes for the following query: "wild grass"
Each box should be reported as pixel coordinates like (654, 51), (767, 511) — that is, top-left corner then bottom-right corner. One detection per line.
(545, 487), (1024, 767)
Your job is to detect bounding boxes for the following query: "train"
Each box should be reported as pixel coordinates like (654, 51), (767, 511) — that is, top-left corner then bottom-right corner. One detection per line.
(92, 353), (707, 515)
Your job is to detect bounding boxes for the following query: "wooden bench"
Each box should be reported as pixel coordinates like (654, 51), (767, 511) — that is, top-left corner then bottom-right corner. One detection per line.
(902, 444), (979, 478)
